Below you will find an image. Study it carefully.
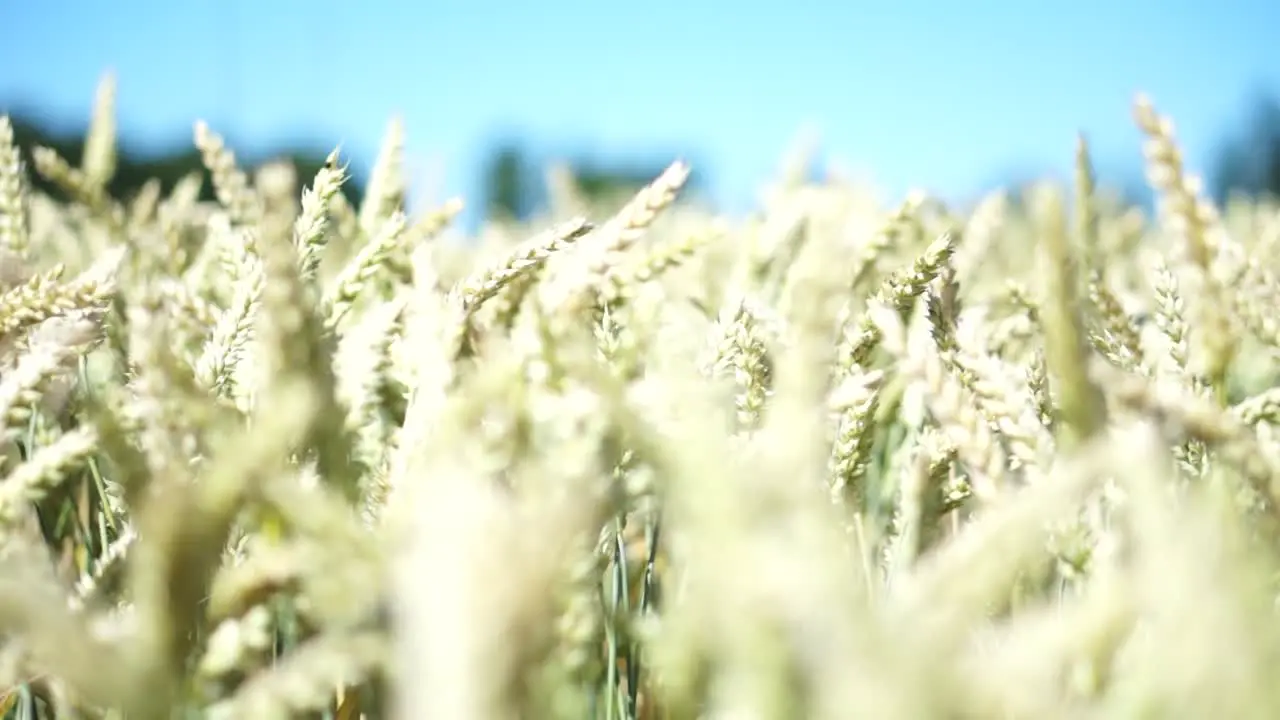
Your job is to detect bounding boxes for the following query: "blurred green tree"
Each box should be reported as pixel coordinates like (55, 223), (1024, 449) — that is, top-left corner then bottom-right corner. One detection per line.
(3, 113), (364, 207)
(478, 139), (707, 221)
(1212, 92), (1280, 203)
(480, 141), (538, 222)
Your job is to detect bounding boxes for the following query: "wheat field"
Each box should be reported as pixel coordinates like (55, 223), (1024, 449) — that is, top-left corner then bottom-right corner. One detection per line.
(0, 75), (1279, 719)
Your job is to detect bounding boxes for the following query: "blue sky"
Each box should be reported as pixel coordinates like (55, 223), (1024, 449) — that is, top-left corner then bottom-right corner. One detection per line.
(1, 0), (1278, 226)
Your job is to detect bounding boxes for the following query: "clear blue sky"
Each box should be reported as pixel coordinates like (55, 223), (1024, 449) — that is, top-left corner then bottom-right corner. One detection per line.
(1, 0), (1279, 225)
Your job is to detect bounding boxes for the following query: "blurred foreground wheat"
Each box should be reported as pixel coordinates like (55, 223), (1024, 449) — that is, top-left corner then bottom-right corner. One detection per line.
(1, 76), (1280, 719)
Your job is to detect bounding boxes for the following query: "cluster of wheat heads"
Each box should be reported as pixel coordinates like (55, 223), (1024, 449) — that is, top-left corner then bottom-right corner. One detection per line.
(5, 77), (1280, 719)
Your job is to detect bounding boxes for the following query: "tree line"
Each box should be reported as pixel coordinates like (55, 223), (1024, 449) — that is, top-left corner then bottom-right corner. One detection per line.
(2, 114), (703, 222)
(4, 90), (1279, 219)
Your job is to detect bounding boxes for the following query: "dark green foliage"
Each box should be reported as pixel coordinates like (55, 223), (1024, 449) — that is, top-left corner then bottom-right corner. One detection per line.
(2, 113), (366, 208)
(1213, 93), (1280, 204)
